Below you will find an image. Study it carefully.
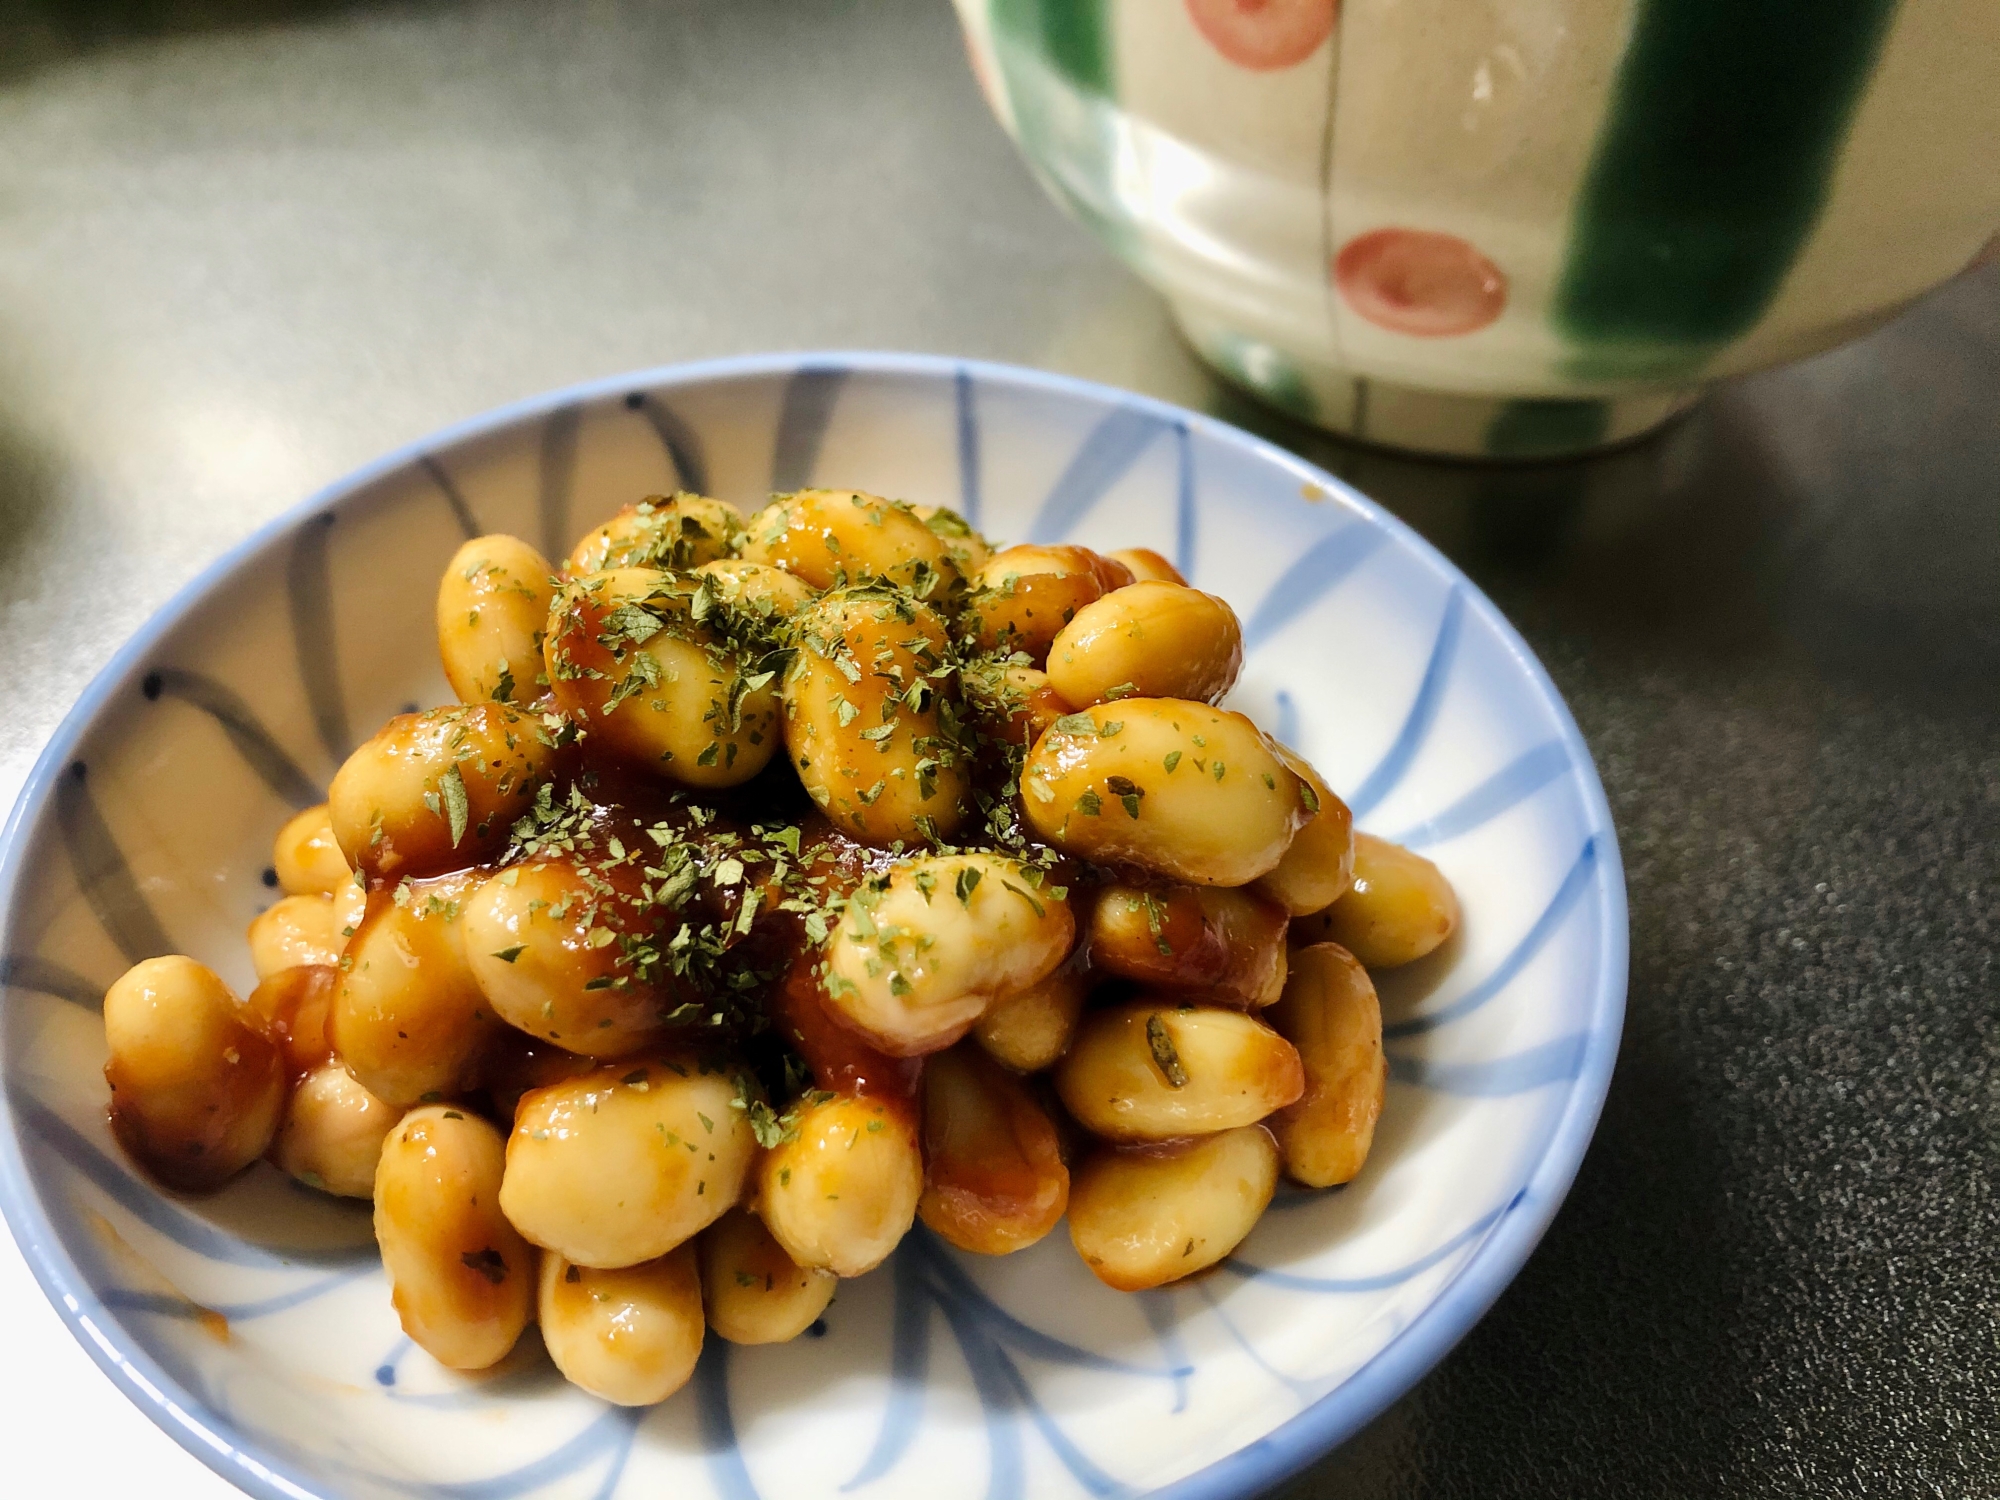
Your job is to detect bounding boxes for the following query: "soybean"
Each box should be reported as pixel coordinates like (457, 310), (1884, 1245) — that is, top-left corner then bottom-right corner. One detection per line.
(692, 559), (817, 619)
(783, 588), (971, 846)
(1068, 1126), (1278, 1291)
(919, 1045), (1069, 1255)
(333, 871), (495, 1107)
(436, 535), (557, 706)
(911, 503), (993, 574)
(739, 489), (959, 598)
(567, 493), (743, 576)
(462, 859), (668, 1058)
(1046, 581), (1243, 708)
(698, 1208), (837, 1345)
(961, 660), (1070, 749)
(274, 1062), (402, 1198)
(973, 962), (1088, 1073)
(961, 544), (1131, 664)
(247, 894), (343, 980)
(755, 1093), (922, 1278)
(272, 803), (349, 896)
(822, 852), (1075, 1056)
(244, 963), (339, 1076)
(539, 1246), (705, 1405)
(1021, 700), (1310, 886)
(1253, 750), (1354, 916)
(374, 1105), (535, 1370)
(329, 702), (558, 879)
(1294, 833), (1458, 968)
(499, 1057), (755, 1268)
(544, 568), (780, 788)
(1267, 944), (1385, 1188)
(1053, 1001), (1303, 1142)
(1089, 883), (1289, 1008)
(1107, 547), (1185, 585)
(103, 956), (287, 1191)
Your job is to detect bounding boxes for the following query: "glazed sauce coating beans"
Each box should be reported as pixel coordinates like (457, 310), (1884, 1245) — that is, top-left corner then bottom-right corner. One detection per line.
(962, 544), (1133, 664)
(754, 1092), (924, 1278)
(1067, 1125), (1279, 1292)
(244, 963), (339, 1077)
(333, 875), (367, 942)
(478, 1031), (601, 1121)
(461, 858), (672, 1058)
(909, 504), (993, 574)
(822, 851), (1076, 1057)
(274, 1061), (403, 1198)
(1107, 547), (1186, 585)
(961, 661), (1070, 749)
(1088, 882), (1289, 1008)
(691, 558), (818, 618)
(538, 1246), (705, 1405)
(136, 481), (1452, 1372)
(329, 702), (560, 879)
(499, 1056), (757, 1268)
(1292, 832), (1459, 968)
(782, 588), (972, 847)
(544, 568), (781, 789)
(764, 951), (926, 1275)
(1252, 749), (1354, 917)
(374, 1105), (535, 1371)
(247, 893), (342, 980)
(272, 803), (348, 896)
(738, 488), (962, 597)
(1053, 1001), (1304, 1142)
(973, 960), (1088, 1074)
(333, 870), (495, 1107)
(698, 1207), (837, 1345)
(436, 535), (558, 707)
(566, 493), (744, 576)
(918, 1044), (1070, 1255)
(770, 952), (922, 1105)
(1021, 700), (1311, 886)
(1045, 581), (1244, 709)
(1267, 944), (1385, 1188)
(102, 956), (286, 1192)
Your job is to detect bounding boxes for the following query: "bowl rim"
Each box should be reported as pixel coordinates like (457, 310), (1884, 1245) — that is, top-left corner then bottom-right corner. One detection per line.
(0, 349), (1628, 1500)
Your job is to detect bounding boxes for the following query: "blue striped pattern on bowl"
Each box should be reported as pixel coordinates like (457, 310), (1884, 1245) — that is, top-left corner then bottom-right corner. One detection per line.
(0, 353), (1626, 1500)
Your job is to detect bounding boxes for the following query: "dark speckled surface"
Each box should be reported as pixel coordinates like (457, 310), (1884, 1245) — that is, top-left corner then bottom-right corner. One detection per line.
(1257, 271), (2000, 1499)
(0, 1), (1992, 1494)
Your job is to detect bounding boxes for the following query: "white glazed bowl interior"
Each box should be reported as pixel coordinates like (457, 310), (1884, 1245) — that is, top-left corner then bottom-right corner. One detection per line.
(0, 354), (1625, 1500)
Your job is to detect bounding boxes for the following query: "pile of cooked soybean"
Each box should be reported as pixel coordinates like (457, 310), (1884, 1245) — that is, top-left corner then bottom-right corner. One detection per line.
(100, 488), (1459, 1406)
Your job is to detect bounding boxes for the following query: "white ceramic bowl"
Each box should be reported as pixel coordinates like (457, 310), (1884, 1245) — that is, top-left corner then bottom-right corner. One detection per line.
(0, 354), (1626, 1500)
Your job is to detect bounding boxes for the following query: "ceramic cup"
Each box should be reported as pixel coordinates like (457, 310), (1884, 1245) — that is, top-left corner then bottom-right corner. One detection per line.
(951, 0), (2000, 458)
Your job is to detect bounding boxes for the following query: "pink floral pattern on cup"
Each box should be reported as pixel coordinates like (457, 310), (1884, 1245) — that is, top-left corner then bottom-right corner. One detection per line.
(1184, 0), (1337, 72)
(1335, 229), (1508, 338)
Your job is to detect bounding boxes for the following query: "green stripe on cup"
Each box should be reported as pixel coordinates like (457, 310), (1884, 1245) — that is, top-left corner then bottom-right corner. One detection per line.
(1554, 0), (1899, 380)
(993, 0), (1113, 96)
(989, 0), (1129, 257)
(1484, 398), (1611, 458)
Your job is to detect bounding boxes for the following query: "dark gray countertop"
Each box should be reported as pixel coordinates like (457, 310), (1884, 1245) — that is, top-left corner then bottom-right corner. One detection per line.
(0, 2), (1992, 1496)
